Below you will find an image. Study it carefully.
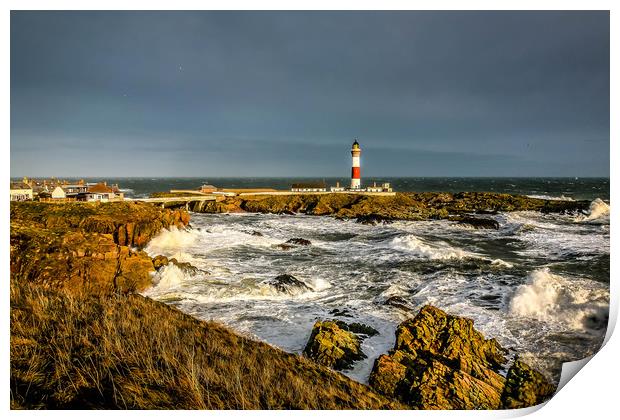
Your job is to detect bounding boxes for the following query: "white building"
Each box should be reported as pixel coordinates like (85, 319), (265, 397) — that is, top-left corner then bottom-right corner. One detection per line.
(10, 182), (33, 201)
(330, 181), (345, 192)
(365, 182), (393, 193)
(84, 182), (121, 202)
(51, 186), (67, 199)
(291, 181), (327, 192)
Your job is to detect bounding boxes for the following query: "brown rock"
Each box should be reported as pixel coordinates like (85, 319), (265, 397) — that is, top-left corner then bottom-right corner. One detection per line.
(369, 305), (508, 409)
(501, 359), (556, 409)
(303, 320), (365, 370)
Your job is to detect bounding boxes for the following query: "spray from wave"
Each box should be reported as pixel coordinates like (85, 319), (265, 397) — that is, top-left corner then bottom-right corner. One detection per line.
(509, 268), (608, 331)
(580, 198), (610, 222)
(390, 234), (473, 260)
(145, 226), (199, 256)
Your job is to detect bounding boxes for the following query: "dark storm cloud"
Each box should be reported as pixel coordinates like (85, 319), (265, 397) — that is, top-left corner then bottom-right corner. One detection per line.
(10, 11), (609, 177)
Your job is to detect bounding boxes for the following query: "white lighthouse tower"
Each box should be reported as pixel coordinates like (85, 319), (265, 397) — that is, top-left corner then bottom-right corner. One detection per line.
(350, 139), (361, 189)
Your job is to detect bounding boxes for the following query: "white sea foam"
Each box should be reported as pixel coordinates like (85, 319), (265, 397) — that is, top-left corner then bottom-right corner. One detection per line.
(527, 194), (575, 201)
(147, 263), (188, 293)
(581, 198), (610, 221)
(509, 268), (608, 331)
(490, 259), (514, 268)
(145, 226), (199, 256)
(390, 234), (472, 260)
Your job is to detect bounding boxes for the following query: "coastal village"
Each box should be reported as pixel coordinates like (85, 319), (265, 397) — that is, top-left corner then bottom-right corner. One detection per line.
(10, 140), (393, 202)
(10, 177), (124, 202)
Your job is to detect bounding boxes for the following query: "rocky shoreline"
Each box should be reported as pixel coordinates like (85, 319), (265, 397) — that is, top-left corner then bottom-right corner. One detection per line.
(10, 199), (561, 409)
(188, 192), (590, 225)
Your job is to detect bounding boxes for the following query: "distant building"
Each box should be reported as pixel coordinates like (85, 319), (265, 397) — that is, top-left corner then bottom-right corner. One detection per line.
(291, 181), (327, 192)
(200, 184), (218, 193)
(10, 182), (33, 201)
(84, 182), (122, 202)
(63, 184), (89, 195)
(51, 186), (67, 199)
(330, 181), (345, 192)
(365, 182), (393, 193)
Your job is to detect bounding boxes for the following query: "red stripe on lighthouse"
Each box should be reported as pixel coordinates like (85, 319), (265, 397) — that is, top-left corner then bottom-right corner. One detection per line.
(352, 167), (361, 179)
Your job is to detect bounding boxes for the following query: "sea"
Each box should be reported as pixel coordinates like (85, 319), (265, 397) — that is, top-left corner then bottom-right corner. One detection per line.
(34, 176), (613, 383)
(48, 176), (609, 202)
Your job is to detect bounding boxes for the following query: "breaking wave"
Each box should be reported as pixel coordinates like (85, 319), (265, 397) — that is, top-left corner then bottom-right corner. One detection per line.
(527, 194), (575, 201)
(581, 198), (610, 222)
(390, 234), (473, 260)
(509, 268), (608, 331)
(145, 226), (199, 256)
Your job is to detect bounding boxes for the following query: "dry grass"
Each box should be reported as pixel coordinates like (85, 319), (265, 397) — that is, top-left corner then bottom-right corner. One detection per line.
(10, 280), (400, 409)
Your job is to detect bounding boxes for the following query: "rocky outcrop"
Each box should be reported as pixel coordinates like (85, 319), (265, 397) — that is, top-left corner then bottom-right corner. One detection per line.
(500, 359), (556, 409)
(274, 237), (312, 250)
(368, 306), (556, 409)
(356, 214), (394, 225)
(453, 216), (500, 230)
(303, 320), (366, 370)
(189, 192), (589, 221)
(263, 274), (312, 294)
(285, 237), (312, 246)
(152, 255), (206, 276)
(10, 202), (190, 294)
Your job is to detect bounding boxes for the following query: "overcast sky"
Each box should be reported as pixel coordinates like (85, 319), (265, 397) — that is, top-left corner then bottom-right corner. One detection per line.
(11, 11), (609, 177)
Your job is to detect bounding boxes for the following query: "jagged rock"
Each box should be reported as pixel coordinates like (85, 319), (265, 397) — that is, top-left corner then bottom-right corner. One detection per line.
(454, 216), (500, 230)
(369, 305), (508, 409)
(168, 258), (206, 276)
(285, 237), (312, 246)
(196, 192), (589, 220)
(501, 359), (556, 409)
(152, 255), (169, 270)
(341, 321), (379, 337)
(10, 202), (190, 294)
(384, 296), (412, 311)
(304, 320), (366, 370)
(329, 308), (352, 317)
(250, 230), (263, 236)
(356, 214), (394, 225)
(263, 274), (312, 294)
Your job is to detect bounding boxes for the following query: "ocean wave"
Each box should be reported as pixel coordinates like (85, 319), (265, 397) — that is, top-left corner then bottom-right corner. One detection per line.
(390, 234), (473, 260)
(147, 263), (188, 293)
(576, 198), (609, 222)
(526, 194), (575, 201)
(509, 268), (608, 331)
(145, 226), (199, 256)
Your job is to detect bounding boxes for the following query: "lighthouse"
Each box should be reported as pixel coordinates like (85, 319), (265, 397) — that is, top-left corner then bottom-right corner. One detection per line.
(351, 139), (361, 189)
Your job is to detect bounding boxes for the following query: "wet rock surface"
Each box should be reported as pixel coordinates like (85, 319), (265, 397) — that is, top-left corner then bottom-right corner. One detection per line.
(368, 305), (556, 409)
(356, 214), (394, 225)
(453, 216), (500, 229)
(285, 237), (312, 246)
(263, 274), (312, 294)
(303, 320), (366, 370)
(500, 359), (556, 409)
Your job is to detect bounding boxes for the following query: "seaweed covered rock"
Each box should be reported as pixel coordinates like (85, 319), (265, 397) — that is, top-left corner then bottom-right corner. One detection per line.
(369, 305), (508, 409)
(500, 359), (556, 409)
(303, 320), (366, 370)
